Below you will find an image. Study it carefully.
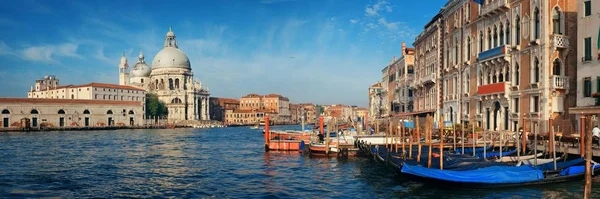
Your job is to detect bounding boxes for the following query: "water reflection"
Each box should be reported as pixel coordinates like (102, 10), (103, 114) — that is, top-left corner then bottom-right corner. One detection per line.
(0, 127), (600, 198)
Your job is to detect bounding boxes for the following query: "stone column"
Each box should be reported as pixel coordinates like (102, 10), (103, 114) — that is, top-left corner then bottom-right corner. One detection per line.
(206, 97), (210, 120)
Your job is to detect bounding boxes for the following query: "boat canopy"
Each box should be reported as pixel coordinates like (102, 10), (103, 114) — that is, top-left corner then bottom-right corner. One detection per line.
(535, 158), (584, 171)
(559, 164), (600, 176)
(401, 163), (544, 184)
(454, 146), (492, 154)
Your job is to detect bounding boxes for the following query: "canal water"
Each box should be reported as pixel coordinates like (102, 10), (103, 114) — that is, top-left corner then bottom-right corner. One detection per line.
(0, 125), (598, 198)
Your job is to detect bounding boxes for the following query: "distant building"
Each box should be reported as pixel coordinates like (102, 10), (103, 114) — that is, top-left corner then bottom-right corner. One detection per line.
(209, 97), (239, 122)
(368, 82), (384, 121)
(28, 76), (146, 102)
(237, 93), (291, 124)
(0, 98), (143, 129)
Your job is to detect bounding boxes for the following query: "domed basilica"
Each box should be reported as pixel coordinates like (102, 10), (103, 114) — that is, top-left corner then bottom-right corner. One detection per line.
(118, 27), (210, 122)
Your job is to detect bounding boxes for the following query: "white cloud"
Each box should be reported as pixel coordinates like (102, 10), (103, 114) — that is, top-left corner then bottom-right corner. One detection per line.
(349, 19), (358, 24)
(378, 17), (398, 31)
(20, 43), (81, 63)
(365, 0), (388, 17)
(0, 41), (14, 56)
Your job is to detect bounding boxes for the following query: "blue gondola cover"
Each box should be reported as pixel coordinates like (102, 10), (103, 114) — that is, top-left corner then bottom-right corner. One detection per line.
(401, 164), (544, 184)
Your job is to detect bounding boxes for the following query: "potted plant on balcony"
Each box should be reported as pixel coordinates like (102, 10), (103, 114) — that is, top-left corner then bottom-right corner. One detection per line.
(592, 92), (600, 106)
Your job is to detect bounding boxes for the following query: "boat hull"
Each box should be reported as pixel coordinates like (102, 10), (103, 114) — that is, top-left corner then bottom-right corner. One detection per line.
(267, 140), (305, 151)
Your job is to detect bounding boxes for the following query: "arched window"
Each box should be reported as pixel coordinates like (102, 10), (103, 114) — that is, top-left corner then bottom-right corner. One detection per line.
(487, 28), (492, 49)
(2, 109), (10, 114)
(553, 7), (562, 34)
(534, 7), (540, 39)
(515, 15), (521, 44)
(499, 23), (504, 45)
(71, 94), (74, 99)
(467, 37), (471, 60)
(515, 64), (520, 85)
(171, 98), (182, 104)
(168, 78), (174, 90)
(30, 109), (39, 114)
(175, 78), (180, 89)
(155, 79), (159, 89)
(493, 25), (498, 47)
(141, 79), (144, 84)
(454, 41), (459, 64)
(534, 58), (540, 83)
(107, 110), (114, 115)
(553, 59), (561, 76)
(499, 73), (504, 82)
(128, 110), (135, 115)
(58, 109), (65, 114)
(479, 31), (484, 53)
(506, 21), (511, 45)
(505, 66), (510, 82)
(83, 109), (90, 114)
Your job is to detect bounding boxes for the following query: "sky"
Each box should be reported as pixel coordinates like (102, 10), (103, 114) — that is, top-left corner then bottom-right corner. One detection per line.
(0, 0), (447, 107)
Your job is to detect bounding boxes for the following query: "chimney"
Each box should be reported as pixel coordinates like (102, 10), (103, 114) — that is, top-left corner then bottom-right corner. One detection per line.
(393, 56), (397, 62)
(401, 42), (406, 56)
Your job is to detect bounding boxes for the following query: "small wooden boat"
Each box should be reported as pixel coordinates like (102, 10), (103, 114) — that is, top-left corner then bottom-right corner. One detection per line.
(495, 153), (543, 163)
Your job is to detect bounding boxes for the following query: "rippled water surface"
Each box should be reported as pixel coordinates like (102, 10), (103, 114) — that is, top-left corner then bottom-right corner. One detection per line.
(1, 125), (599, 198)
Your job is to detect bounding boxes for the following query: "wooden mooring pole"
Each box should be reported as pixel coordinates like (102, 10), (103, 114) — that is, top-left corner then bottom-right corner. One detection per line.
(440, 114), (444, 170)
(427, 116), (433, 168)
(584, 114), (593, 199)
(416, 116), (421, 163)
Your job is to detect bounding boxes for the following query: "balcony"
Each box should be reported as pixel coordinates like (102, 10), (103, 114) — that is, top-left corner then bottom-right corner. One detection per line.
(478, 82), (509, 96)
(480, 0), (510, 18)
(421, 72), (436, 85)
(550, 75), (569, 90)
(478, 45), (507, 61)
(551, 34), (569, 49)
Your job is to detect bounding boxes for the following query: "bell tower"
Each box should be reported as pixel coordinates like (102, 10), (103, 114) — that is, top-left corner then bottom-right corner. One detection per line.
(164, 26), (178, 48)
(119, 53), (129, 85)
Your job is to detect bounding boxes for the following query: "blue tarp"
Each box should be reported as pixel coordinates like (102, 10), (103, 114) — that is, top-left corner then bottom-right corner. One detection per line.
(454, 146), (492, 154)
(535, 158), (585, 171)
(475, 149), (517, 159)
(559, 164), (600, 176)
(399, 120), (415, 128)
(401, 163), (544, 184)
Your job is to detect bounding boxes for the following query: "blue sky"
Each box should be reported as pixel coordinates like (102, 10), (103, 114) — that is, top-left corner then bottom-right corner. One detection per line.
(0, 0), (447, 107)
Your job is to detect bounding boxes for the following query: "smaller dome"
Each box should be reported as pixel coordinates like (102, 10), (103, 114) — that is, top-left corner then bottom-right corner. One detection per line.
(130, 51), (151, 77)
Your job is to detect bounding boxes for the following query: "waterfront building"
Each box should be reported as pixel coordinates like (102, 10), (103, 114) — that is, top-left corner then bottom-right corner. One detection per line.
(368, 82), (384, 121)
(290, 103), (301, 124)
(225, 108), (270, 125)
(0, 98), (143, 129)
(381, 66), (389, 117)
(324, 104), (353, 122)
(299, 103), (317, 124)
(387, 57), (399, 115)
(237, 93), (291, 125)
(396, 43), (416, 114)
(122, 27), (211, 122)
(407, 0), (577, 134)
(28, 76), (146, 102)
(571, 0), (600, 120)
(413, 12), (443, 123)
(209, 97), (239, 122)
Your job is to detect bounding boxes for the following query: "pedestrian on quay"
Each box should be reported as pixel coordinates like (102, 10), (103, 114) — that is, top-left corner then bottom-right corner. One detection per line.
(592, 125), (600, 148)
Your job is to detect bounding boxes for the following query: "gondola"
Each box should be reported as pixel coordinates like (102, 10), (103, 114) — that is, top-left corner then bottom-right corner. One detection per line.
(400, 162), (600, 189)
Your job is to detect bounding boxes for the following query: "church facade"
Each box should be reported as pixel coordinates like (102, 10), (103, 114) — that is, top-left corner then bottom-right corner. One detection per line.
(119, 27), (211, 122)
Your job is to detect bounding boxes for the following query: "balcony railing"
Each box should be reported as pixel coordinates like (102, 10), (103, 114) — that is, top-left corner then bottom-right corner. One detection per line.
(421, 72), (436, 85)
(480, 0), (510, 17)
(551, 34), (569, 49)
(478, 45), (506, 61)
(550, 75), (569, 89)
(478, 82), (508, 95)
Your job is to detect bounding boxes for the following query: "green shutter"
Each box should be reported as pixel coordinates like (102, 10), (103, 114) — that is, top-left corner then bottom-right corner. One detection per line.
(585, 38), (592, 61)
(585, 1), (592, 16)
(597, 77), (600, 93)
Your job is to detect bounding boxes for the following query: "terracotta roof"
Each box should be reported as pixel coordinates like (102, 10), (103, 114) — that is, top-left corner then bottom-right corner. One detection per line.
(215, 97), (239, 104)
(370, 82), (382, 87)
(233, 109), (276, 113)
(0, 98), (142, 106)
(33, 82), (146, 92)
(79, 83), (146, 91)
(243, 93), (261, 98)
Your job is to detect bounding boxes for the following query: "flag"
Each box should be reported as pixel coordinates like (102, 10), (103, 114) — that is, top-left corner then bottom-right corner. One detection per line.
(473, 0), (484, 5)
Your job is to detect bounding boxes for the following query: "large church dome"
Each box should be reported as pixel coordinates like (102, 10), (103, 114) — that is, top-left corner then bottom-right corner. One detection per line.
(151, 27), (191, 70)
(131, 51), (151, 77)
